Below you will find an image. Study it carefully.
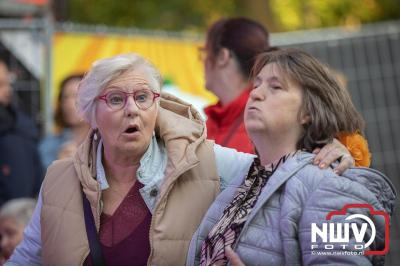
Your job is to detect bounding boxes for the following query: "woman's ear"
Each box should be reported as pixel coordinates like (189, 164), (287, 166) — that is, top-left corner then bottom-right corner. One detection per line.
(300, 113), (311, 125)
(299, 106), (311, 125)
(215, 48), (231, 67)
(93, 128), (99, 140)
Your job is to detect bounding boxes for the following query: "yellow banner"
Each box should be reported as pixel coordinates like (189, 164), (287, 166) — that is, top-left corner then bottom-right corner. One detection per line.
(52, 32), (217, 104)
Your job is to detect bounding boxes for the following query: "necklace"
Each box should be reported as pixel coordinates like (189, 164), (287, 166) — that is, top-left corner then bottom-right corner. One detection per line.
(102, 181), (136, 215)
(108, 180), (136, 198)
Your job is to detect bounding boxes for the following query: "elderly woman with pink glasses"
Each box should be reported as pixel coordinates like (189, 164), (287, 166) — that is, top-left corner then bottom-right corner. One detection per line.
(7, 53), (355, 266)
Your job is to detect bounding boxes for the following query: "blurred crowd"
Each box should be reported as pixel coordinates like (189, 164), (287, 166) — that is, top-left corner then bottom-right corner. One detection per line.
(0, 57), (89, 261)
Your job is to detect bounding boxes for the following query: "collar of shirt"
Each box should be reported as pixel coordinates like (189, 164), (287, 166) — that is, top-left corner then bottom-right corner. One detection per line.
(96, 134), (167, 193)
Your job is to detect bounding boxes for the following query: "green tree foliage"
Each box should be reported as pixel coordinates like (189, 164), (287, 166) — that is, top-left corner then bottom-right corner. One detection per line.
(68, 0), (243, 32)
(67, 0), (400, 32)
(269, 0), (400, 31)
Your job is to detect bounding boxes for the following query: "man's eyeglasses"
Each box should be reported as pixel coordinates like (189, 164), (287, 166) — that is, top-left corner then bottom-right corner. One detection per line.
(98, 89), (160, 111)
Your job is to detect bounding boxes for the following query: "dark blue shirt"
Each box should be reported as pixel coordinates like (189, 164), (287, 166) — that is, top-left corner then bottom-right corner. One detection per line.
(0, 105), (43, 205)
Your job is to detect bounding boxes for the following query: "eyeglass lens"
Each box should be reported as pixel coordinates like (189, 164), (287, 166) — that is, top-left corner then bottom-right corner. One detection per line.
(106, 90), (154, 110)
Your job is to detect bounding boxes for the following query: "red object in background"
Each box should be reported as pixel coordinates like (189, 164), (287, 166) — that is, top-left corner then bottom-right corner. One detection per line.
(1, 164), (11, 176)
(205, 87), (254, 154)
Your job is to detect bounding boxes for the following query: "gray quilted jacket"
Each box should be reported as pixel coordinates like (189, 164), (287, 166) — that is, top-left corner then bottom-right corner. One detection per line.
(187, 152), (396, 266)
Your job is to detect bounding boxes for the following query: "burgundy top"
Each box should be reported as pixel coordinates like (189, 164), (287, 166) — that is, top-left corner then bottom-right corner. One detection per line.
(84, 181), (151, 266)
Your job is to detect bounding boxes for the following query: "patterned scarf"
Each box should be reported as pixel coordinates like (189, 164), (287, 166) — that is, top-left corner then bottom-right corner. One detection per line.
(200, 153), (296, 266)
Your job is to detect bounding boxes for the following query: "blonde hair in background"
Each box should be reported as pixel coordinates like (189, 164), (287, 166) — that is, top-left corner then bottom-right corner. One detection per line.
(0, 198), (37, 226)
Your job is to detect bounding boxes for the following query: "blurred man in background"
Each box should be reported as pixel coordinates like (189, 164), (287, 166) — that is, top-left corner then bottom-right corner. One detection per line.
(0, 58), (43, 206)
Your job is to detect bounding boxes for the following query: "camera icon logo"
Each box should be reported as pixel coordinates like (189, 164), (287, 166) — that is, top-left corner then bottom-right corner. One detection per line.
(310, 203), (390, 255)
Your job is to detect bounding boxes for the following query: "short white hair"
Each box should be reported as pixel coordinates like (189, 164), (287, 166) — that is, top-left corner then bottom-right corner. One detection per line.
(77, 53), (163, 128)
(0, 198), (37, 226)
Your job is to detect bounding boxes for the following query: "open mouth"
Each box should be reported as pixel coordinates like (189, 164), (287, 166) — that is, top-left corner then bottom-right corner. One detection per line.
(124, 126), (139, 134)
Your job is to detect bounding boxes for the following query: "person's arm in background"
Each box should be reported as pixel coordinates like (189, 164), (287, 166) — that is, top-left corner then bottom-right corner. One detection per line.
(213, 144), (255, 191)
(5, 189), (43, 266)
(32, 146), (44, 198)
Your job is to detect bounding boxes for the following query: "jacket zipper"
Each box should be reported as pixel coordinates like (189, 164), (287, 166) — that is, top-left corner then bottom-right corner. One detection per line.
(147, 162), (198, 265)
(231, 159), (310, 251)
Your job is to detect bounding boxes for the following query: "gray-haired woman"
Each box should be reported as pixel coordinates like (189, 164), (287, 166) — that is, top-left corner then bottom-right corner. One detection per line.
(7, 53), (354, 266)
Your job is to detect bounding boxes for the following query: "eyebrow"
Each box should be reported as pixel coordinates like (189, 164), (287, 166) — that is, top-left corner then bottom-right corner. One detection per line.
(267, 76), (281, 83)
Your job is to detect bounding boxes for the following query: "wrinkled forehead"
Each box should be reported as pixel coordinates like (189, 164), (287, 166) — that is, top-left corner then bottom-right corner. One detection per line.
(104, 68), (157, 92)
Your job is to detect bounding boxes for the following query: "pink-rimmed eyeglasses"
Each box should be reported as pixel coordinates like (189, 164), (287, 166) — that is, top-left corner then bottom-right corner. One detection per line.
(98, 89), (160, 111)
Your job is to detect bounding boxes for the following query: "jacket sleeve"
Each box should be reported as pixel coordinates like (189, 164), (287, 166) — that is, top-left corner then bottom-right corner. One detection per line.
(213, 144), (255, 190)
(6, 188), (43, 266)
(297, 168), (388, 266)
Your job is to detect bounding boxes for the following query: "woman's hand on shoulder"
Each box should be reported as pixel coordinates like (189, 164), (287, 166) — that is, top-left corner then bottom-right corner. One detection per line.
(312, 138), (355, 175)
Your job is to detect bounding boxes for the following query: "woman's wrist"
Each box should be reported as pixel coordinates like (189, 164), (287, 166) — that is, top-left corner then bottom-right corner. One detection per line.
(336, 132), (371, 167)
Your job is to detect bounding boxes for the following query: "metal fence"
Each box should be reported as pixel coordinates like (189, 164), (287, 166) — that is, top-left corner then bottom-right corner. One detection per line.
(0, 18), (51, 132)
(273, 21), (400, 265)
(0, 43), (42, 127)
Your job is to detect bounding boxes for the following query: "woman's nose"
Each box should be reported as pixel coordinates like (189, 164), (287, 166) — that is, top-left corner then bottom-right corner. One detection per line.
(249, 87), (264, 101)
(124, 96), (139, 116)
